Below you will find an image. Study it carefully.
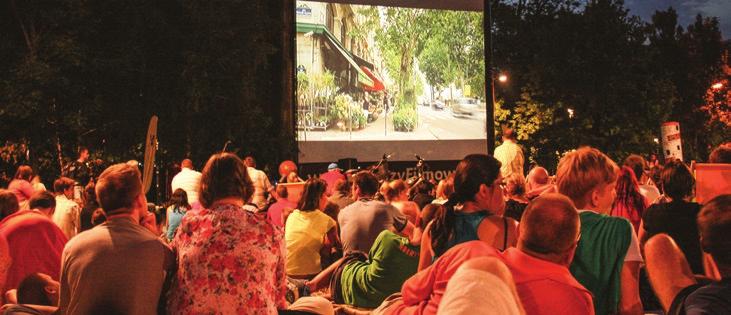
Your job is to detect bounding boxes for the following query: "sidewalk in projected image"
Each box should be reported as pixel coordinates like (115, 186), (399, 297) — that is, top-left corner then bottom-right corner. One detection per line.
(298, 106), (487, 141)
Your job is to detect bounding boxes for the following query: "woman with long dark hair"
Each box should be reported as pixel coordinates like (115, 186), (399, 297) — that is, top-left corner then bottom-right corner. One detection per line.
(418, 154), (518, 271)
(611, 166), (646, 233)
(285, 178), (339, 279)
(165, 188), (191, 241)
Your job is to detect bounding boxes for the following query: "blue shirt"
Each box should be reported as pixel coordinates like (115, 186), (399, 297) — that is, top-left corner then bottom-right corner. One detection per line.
(166, 207), (186, 240)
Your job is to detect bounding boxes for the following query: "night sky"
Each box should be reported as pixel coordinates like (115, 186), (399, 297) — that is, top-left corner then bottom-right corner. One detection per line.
(625, 0), (730, 38)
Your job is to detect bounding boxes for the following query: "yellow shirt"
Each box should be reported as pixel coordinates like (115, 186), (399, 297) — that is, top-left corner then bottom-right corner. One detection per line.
(285, 209), (336, 276)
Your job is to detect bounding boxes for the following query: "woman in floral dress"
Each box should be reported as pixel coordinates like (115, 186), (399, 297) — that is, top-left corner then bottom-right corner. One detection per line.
(167, 153), (286, 314)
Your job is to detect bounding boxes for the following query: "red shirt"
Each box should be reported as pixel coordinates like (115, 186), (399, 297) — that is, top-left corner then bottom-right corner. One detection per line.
(385, 242), (593, 315)
(503, 247), (594, 315)
(268, 199), (297, 227)
(320, 170), (345, 196)
(0, 210), (67, 292)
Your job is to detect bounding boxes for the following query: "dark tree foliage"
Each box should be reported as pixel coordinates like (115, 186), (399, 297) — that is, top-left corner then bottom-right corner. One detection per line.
(1, 0), (294, 185)
(492, 0), (728, 171)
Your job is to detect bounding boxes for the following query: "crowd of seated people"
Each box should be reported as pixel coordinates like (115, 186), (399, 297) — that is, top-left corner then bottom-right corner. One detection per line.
(0, 142), (727, 314)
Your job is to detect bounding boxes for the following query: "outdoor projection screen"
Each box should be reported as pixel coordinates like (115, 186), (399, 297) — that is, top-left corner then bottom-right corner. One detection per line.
(295, 0), (487, 163)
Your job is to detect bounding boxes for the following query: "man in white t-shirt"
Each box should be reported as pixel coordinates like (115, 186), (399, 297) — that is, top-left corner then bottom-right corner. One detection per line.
(494, 129), (524, 178)
(52, 177), (81, 240)
(171, 159), (202, 207)
(244, 156), (273, 210)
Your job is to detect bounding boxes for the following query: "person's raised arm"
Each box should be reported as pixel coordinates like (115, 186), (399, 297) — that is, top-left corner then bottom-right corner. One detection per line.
(418, 222), (434, 271)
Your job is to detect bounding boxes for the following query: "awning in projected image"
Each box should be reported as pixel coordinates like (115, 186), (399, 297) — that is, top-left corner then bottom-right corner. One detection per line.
(361, 66), (385, 92)
(296, 22), (374, 88)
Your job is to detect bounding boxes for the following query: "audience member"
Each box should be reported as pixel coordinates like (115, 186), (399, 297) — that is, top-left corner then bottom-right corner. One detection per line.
(419, 204), (442, 231)
(269, 185), (297, 228)
(78, 183), (103, 232)
(27, 192), (56, 218)
(7, 166), (35, 210)
(62, 146), (92, 186)
(30, 176), (46, 192)
(611, 166), (646, 233)
(374, 241), (498, 315)
(645, 194), (731, 314)
(170, 159), (201, 208)
(17, 273), (59, 307)
(432, 176), (454, 205)
(286, 178), (339, 279)
(524, 166), (555, 199)
(0, 190), (19, 221)
(410, 180), (435, 210)
(437, 257), (525, 315)
(311, 229), (420, 309)
(0, 234), (8, 303)
(494, 128), (524, 179)
(52, 177), (80, 240)
(624, 154), (661, 205)
(58, 163), (173, 315)
(384, 179), (421, 225)
(379, 194), (594, 315)
(244, 156), (274, 210)
(328, 179), (354, 211)
(639, 159), (703, 274)
(338, 171), (410, 254)
(165, 188), (190, 241)
(168, 153), (285, 313)
(0, 191), (66, 294)
(320, 163), (345, 196)
(503, 173), (529, 222)
(419, 154), (517, 271)
(556, 147), (643, 315)
(503, 194), (594, 315)
(708, 142), (731, 163)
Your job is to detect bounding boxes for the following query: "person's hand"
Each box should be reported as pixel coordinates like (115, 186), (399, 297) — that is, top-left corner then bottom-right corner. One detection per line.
(4, 289), (17, 304)
(140, 212), (158, 234)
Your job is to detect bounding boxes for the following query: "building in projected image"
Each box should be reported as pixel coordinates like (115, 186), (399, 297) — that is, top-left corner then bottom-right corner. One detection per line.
(295, 1), (387, 132)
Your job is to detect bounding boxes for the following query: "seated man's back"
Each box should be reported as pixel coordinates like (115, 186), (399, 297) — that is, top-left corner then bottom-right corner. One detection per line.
(338, 199), (405, 253)
(59, 217), (172, 315)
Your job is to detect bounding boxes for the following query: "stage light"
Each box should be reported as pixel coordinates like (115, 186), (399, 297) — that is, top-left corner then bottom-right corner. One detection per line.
(711, 82), (723, 90)
(567, 108), (574, 119)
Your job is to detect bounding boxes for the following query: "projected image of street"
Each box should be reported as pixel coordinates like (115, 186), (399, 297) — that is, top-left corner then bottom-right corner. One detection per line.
(295, 2), (486, 141)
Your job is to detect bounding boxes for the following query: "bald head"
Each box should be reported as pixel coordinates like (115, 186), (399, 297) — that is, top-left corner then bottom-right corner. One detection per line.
(527, 167), (550, 186)
(519, 193), (580, 260)
(181, 159), (193, 169)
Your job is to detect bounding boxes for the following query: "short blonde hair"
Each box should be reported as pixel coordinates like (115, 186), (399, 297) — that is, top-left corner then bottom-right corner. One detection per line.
(556, 147), (618, 209)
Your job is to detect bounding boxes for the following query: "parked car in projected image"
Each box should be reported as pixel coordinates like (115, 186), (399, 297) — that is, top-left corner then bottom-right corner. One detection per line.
(432, 100), (445, 110)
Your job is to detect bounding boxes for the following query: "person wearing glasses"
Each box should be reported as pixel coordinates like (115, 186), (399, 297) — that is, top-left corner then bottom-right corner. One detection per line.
(417, 154), (518, 271)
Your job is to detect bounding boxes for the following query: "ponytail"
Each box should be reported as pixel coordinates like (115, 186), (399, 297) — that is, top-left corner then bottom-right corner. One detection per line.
(429, 154), (501, 257)
(431, 192), (464, 256)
